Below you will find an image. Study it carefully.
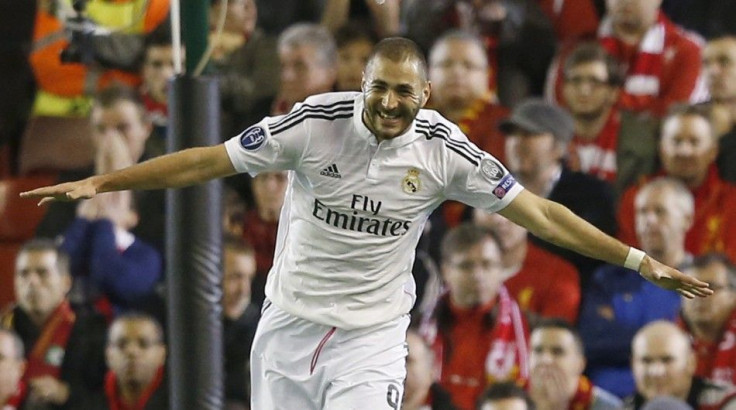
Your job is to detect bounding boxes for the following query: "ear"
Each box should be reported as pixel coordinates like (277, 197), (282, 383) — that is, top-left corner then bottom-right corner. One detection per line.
(420, 81), (432, 108)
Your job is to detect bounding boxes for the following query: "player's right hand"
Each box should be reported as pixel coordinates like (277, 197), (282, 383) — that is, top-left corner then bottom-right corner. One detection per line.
(20, 178), (98, 206)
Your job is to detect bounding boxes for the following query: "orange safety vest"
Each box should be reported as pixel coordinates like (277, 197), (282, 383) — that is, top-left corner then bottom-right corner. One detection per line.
(30, 0), (170, 117)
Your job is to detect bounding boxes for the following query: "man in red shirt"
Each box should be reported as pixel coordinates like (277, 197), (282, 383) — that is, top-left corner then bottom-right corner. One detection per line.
(421, 223), (529, 410)
(548, 0), (707, 117)
(679, 253), (736, 386)
(617, 105), (736, 263)
(561, 41), (659, 195)
(473, 210), (580, 324)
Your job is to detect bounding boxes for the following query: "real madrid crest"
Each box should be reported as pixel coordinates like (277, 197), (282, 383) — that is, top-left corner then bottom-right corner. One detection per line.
(402, 168), (422, 194)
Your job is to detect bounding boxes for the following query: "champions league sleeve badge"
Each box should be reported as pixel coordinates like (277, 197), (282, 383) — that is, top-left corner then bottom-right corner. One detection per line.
(402, 168), (422, 194)
(239, 126), (267, 151)
(480, 158), (505, 182)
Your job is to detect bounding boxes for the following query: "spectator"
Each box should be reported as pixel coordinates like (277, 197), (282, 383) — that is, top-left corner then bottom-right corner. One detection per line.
(334, 24), (376, 92)
(501, 99), (617, 280)
(1, 239), (107, 409)
(561, 41), (659, 194)
(0, 329), (26, 409)
(579, 177), (690, 397)
(422, 223), (529, 410)
(403, 328), (458, 410)
(474, 211), (580, 325)
(270, 23), (337, 116)
(626, 321), (736, 409)
(402, 0), (557, 107)
(425, 29), (511, 254)
(617, 104), (736, 264)
(321, 0), (401, 39)
(213, 0), (280, 138)
(222, 237), (260, 408)
(702, 36), (736, 183)
(476, 382), (535, 410)
(241, 170), (288, 307)
(35, 85), (167, 253)
(548, 0), (708, 116)
(679, 253), (736, 386)
(102, 313), (168, 409)
(60, 126), (162, 316)
(528, 318), (621, 410)
(140, 25), (181, 155)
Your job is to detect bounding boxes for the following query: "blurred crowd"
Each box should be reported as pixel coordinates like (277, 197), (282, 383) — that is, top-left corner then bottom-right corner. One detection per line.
(1, 0), (736, 409)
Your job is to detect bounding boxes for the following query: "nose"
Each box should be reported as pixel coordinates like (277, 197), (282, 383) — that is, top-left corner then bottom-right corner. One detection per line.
(381, 90), (398, 110)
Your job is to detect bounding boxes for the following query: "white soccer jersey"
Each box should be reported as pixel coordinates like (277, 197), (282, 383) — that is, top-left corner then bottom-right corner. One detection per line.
(224, 92), (524, 329)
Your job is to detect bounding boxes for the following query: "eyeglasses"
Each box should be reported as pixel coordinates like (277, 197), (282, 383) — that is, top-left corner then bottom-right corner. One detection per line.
(564, 76), (611, 88)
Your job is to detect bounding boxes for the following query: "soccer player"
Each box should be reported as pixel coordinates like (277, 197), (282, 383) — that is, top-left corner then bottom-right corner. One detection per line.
(21, 37), (711, 409)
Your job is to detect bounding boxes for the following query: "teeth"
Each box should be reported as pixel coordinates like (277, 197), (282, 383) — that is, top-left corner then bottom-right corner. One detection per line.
(379, 112), (399, 119)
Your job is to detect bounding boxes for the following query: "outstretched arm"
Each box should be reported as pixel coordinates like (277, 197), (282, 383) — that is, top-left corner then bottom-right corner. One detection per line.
(498, 190), (712, 298)
(21, 145), (236, 205)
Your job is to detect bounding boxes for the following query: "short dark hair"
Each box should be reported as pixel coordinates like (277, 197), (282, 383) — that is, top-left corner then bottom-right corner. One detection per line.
(563, 41), (625, 87)
(367, 37), (428, 82)
(18, 238), (70, 276)
(477, 381), (535, 410)
(108, 311), (165, 345)
(532, 317), (585, 355)
(440, 222), (502, 263)
(334, 23), (377, 50)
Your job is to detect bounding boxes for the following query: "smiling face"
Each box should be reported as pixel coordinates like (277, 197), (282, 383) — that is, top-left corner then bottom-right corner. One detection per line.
(361, 55), (431, 142)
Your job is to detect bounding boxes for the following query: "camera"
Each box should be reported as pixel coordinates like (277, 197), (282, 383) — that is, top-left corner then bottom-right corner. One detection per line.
(59, 0), (97, 65)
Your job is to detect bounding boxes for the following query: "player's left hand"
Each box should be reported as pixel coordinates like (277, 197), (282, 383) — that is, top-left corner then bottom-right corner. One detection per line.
(639, 255), (713, 299)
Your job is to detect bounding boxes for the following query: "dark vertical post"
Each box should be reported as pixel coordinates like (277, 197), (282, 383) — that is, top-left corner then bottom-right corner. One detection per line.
(166, 81), (223, 409)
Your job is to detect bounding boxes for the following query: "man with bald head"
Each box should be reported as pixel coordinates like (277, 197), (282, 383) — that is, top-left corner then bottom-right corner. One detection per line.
(22, 37), (712, 409)
(627, 321), (736, 409)
(617, 104), (736, 264)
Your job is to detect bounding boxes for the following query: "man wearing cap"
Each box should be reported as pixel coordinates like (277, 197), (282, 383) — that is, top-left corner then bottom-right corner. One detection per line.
(501, 98), (618, 280)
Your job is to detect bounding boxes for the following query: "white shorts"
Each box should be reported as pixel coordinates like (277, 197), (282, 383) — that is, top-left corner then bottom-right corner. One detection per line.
(250, 301), (410, 410)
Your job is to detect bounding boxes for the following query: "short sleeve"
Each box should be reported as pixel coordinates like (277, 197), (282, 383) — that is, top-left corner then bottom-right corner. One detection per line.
(224, 102), (311, 175)
(443, 128), (524, 212)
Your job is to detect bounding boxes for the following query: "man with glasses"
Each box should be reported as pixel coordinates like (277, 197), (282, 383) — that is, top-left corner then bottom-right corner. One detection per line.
(679, 253), (736, 387)
(421, 223), (529, 409)
(561, 41), (659, 196)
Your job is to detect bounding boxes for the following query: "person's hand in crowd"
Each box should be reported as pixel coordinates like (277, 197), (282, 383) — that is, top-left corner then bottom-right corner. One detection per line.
(95, 129), (135, 176)
(639, 256), (714, 299)
(529, 363), (570, 410)
(27, 376), (70, 406)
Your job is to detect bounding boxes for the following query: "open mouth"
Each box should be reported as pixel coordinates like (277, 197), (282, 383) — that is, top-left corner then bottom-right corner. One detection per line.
(378, 111), (400, 120)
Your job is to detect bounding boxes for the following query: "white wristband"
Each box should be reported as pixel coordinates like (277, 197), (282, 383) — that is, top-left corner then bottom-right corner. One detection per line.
(624, 247), (646, 272)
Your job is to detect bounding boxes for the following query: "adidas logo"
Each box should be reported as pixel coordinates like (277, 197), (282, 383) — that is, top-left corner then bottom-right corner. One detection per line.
(320, 164), (342, 178)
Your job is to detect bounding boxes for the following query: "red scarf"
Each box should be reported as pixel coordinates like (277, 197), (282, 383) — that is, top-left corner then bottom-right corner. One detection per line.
(141, 92), (168, 127)
(422, 287), (529, 409)
(104, 366), (164, 410)
(679, 309), (736, 386)
(599, 12), (668, 112)
(568, 109), (620, 183)
(568, 376), (596, 410)
(3, 381), (27, 409)
(24, 301), (76, 381)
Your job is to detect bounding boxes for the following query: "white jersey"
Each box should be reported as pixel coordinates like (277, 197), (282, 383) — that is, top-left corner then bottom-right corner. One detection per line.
(224, 92), (524, 329)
